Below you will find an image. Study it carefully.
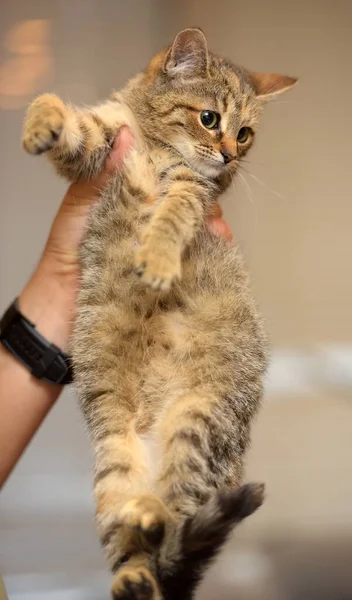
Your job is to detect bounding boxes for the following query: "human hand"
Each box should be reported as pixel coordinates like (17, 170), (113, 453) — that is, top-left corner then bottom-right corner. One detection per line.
(207, 202), (233, 241)
(19, 128), (232, 352)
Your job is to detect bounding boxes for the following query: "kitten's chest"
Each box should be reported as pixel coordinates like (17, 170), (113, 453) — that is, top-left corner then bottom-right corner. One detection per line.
(148, 147), (182, 181)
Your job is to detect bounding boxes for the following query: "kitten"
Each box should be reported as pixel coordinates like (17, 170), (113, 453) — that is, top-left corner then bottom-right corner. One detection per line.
(22, 28), (296, 600)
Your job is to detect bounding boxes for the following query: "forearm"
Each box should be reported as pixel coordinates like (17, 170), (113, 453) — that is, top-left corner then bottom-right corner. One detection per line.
(0, 345), (60, 487)
(0, 259), (75, 488)
(0, 131), (134, 488)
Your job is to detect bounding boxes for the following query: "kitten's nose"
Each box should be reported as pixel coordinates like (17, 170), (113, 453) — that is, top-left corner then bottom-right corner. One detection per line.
(220, 150), (236, 164)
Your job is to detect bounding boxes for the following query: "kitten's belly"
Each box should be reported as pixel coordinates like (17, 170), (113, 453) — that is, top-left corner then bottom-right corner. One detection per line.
(139, 432), (161, 485)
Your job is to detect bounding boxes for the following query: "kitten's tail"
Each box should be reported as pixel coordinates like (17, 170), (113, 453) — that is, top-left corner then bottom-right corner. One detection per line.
(156, 482), (265, 600)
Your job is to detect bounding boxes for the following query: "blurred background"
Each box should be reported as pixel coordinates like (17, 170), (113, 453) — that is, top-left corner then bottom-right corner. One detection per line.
(1, 0), (352, 598)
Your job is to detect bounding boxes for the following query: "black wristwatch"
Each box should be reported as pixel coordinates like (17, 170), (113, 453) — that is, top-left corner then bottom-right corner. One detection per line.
(0, 298), (73, 385)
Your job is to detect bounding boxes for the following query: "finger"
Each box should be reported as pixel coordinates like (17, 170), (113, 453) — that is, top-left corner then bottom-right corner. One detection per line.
(207, 217), (233, 241)
(64, 127), (134, 207)
(105, 126), (134, 174)
(209, 203), (223, 219)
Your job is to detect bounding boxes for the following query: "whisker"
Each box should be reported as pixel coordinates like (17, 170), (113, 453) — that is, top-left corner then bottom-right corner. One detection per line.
(238, 157), (267, 167)
(239, 165), (288, 202)
(267, 96), (292, 106)
(234, 170), (259, 229)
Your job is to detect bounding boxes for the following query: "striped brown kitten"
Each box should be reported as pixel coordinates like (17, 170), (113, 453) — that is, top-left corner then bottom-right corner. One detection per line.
(22, 28), (296, 600)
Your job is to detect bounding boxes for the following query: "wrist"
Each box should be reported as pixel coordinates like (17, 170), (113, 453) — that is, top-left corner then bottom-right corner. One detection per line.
(19, 257), (77, 353)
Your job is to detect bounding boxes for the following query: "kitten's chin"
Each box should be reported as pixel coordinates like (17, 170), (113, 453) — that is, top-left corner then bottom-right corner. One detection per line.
(171, 136), (226, 180)
(192, 160), (225, 179)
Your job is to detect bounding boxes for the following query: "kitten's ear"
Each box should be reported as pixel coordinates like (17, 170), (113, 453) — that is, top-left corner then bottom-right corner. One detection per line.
(164, 28), (209, 79)
(249, 72), (298, 98)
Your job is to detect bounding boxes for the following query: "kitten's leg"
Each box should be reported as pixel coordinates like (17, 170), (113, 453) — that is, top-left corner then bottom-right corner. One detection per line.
(135, 390), (252, 599)
(135, 167), (214, 291)
(85, 398), (162, 599)
(22, 93), (126, 181)
(119, 389), (245, 558)
(155, 391), (245, 518)
(92, 422), (151, 571)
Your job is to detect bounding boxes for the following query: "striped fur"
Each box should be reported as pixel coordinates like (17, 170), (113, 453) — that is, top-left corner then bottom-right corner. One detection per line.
(22, 28), (296, 600)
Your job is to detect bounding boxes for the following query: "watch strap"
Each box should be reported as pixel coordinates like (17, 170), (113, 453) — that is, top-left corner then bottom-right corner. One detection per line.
(0, 298), (73, 385)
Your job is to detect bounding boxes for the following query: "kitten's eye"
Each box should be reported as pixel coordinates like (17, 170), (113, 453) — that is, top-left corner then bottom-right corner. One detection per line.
(237, 127), (251, 143)
(200, 110), (219, 129)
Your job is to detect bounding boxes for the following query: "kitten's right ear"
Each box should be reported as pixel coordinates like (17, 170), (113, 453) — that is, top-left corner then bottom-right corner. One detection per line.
(164, 28), (209, 80)
(249, 72), (298, 98)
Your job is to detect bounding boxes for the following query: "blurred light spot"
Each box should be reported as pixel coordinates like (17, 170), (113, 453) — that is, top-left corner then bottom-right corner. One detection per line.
(0, 20), (52, 110)
(218, 547), (273, 585)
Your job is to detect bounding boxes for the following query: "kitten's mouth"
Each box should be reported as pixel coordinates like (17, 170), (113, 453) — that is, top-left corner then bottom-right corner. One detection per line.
(207, 154), (234, 171)
(192, 157), (226, 178)
(203, 153), (235, 170)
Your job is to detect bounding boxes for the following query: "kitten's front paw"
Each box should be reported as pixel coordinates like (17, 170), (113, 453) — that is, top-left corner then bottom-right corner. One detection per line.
(22, 94), (65, 155)
(135, 245), (181, 292)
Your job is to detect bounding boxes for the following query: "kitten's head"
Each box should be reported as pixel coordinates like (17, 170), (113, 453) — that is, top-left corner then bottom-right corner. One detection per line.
(144, 28), (297, 178)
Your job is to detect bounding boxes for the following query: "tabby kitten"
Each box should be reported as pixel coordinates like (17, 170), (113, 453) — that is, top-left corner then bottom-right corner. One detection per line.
(22, 28), (296, 600)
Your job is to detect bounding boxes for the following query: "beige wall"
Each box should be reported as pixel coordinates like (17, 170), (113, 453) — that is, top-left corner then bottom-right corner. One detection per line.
(2, 1), (351, 343)
(1, 1), (352, 599)
(184, 0), (352, 346)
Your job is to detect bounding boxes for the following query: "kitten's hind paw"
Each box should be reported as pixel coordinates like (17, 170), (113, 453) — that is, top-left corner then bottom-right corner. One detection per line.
(111, 566), (157, 600)
(120, 494), (172, 548)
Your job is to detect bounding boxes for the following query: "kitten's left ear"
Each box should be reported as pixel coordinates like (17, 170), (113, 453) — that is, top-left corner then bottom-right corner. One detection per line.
(249, 72), (298, 98)
(164, 28), (209, 80)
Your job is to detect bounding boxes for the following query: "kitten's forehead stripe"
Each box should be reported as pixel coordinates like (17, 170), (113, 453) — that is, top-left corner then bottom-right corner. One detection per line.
(159, 103), (201, 117)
